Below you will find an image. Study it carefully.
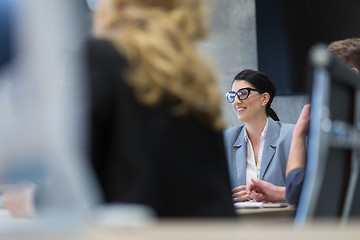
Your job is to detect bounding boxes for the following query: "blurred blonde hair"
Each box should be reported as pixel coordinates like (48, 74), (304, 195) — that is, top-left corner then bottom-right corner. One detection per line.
(93, 0), (224, 130)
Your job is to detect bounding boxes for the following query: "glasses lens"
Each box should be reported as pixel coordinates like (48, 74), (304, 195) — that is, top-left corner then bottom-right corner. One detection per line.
(226, 92), (236, 103)
(237, 89), (249, 100)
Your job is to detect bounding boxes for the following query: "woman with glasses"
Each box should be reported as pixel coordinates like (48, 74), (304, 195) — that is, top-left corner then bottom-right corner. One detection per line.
(224, 69), (295, 202)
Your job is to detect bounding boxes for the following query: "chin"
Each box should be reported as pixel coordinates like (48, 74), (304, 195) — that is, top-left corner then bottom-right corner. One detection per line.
(237, 114), (247, 122)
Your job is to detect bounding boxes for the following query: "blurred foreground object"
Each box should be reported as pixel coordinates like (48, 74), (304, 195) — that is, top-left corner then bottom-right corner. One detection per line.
(86, 0), (236, 217)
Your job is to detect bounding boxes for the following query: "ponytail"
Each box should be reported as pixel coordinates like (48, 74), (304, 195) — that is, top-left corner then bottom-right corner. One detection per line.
(267, 107), (279, 121)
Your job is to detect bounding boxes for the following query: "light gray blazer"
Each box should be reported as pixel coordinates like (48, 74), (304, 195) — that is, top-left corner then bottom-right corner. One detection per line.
(224, 117), (295, 189)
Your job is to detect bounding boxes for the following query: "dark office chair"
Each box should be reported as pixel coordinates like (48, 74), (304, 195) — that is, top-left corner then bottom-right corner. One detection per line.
(295, 44), (360, 226)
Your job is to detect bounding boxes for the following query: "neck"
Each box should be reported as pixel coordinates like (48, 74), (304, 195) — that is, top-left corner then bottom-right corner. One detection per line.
(245, 115), (268, 141)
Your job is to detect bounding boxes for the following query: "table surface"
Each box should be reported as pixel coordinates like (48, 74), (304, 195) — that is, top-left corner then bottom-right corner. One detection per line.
(1, 219), (359, 240)
(236, 205), (296, 214)
(1, 208), (360, 240)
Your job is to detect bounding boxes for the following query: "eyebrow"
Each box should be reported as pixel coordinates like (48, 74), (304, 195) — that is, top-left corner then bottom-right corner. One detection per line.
(232, 87), (253, 91)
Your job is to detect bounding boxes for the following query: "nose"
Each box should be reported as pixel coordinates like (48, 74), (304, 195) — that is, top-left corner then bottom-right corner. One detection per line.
(232, 95), (241, 107)
(234, 94), (243, 103)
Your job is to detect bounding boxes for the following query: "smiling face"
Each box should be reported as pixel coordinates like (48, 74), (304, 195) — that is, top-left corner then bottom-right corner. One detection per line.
(231, 80), (269, 123)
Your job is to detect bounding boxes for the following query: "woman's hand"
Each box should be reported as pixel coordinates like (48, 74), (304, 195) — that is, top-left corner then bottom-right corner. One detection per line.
(0, 182), (37, 217)
(232, 185), (252, 202)
(246, 179), (286, 202)
(286, 104), (311, 176)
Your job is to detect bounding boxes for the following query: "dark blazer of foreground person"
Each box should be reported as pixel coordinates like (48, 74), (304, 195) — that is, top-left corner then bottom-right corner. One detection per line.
(85, 38), (236, 218)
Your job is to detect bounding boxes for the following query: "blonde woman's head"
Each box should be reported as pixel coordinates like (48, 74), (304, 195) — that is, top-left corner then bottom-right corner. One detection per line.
(92, 0), (224, 130)
(94, 0), (206, 41)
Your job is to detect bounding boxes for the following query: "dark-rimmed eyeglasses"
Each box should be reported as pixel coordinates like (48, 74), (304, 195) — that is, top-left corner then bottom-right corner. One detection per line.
(225, 88), (258, 103)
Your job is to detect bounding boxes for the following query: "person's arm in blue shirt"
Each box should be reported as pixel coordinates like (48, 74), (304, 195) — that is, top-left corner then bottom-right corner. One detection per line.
(285, 104), (310, 205)
(286, 168), (305, 206)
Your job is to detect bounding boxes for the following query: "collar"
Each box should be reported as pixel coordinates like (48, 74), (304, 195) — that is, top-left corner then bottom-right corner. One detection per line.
(244, 118), (269, 142)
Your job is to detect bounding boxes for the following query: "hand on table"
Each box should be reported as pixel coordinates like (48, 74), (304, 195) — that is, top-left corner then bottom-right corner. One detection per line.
(0, 182), (37, 217)
(232, 185), (253, 202)
(246, 179), (286, 203)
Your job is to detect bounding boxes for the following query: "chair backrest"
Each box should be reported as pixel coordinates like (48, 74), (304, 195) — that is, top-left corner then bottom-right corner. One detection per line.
(295, 44), (360, 227)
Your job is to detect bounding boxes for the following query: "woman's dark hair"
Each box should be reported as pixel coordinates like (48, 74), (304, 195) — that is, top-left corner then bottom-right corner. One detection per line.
(232, 69), (279, 121)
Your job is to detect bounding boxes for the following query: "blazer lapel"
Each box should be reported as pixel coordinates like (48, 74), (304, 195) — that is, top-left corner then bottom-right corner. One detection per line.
(233, 127), (247, 186)
(259, 118), (279, 180)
